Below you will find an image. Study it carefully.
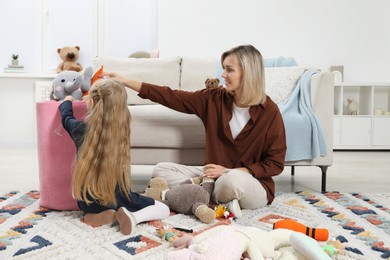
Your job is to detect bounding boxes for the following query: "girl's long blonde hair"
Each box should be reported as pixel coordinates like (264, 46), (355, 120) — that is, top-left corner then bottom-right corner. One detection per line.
(221, 45), (266, 106)
(72, 79), (131, 207)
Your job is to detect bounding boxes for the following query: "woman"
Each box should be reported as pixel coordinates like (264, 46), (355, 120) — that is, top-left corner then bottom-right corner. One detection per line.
(59, 78), (170, 235)
(103, 45), (286, 217)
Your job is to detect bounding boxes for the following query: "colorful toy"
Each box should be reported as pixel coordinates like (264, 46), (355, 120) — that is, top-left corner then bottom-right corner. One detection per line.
(214, 204), (235, 220)
(91, 65), (104, 85)
(156, 225), (193, 249)
(322, 244), (335, 256)
(322, 239), (345, 256)
(273, 219), (329, 241)
(214, 204), (227, 218)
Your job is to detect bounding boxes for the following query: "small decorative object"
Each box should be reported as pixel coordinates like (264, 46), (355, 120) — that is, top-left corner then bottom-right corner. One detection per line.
(4, 53), (24, 73)
(374, 108), (384, 115)
(347, 98), (358, 115)
(11, 54), (19, 65)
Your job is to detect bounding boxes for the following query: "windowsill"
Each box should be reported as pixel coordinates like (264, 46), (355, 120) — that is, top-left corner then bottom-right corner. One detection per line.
(0, 72), (56, 79)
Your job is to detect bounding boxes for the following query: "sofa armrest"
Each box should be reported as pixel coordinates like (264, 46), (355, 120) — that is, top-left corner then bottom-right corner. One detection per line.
(311, 72), (334, 165)
(286, 71), (334, 166)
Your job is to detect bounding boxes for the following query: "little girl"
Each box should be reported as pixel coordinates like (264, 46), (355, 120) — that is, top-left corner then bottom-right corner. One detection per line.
(59, 78), (170, 235)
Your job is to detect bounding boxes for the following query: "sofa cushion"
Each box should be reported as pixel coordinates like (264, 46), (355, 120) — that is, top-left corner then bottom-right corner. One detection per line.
(180, 56), (220, 91)
(93, 56), (182, 105)
(131, 148), (204, 165)
(265, 67), (305, 104)
(129, 104), (204, 148)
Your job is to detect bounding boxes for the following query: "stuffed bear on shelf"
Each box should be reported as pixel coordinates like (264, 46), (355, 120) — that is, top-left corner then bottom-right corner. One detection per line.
(56, 46), (83, 73)
(143, 177), (216, 224)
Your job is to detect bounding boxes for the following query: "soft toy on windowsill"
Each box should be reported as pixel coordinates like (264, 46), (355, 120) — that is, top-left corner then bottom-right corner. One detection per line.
(56, 46), (83, 73)
(143, 177), (216, 224)
(50, 66), (93, 101)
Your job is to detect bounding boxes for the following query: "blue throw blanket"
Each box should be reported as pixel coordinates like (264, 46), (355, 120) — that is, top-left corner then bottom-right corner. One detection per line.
(278, 69), (327, 161)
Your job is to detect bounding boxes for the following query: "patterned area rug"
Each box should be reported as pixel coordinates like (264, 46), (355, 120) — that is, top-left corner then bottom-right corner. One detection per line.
(1, 190), (390, 259)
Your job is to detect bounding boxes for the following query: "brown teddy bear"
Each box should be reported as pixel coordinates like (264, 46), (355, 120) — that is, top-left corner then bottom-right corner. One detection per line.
(205, 78), (222, 89)
(56, 46), (83, 73)
(143, 177), (216, 224)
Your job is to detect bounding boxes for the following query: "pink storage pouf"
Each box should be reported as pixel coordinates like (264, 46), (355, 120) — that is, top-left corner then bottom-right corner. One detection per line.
(36, 101), (87, 210)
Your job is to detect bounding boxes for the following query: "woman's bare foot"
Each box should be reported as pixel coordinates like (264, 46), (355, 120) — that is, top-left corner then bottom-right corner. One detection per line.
(83, 209), (116, 227)
(116, 207), (136, 235)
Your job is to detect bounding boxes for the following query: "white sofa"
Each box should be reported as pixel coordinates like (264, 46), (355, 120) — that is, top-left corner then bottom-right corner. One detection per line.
(93, 56), (334, 193)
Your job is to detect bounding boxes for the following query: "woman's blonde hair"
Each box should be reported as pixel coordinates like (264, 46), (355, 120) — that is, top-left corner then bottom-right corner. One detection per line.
(72, 78), (132, 207)
(221, 45), (266, 106)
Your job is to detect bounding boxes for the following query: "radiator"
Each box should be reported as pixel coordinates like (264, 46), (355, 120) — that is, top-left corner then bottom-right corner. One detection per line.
(35, 81), (53, 102)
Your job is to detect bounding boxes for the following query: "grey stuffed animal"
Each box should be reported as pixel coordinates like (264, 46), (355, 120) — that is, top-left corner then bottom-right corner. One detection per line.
(51, 66), (93, 101)
(144, 177), (216, 224)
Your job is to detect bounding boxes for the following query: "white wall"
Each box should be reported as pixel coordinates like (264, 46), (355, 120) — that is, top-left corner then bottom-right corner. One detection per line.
(158, 0), (390, 83)
(1, 0), (390, 145)
(0, 76), (54, 146)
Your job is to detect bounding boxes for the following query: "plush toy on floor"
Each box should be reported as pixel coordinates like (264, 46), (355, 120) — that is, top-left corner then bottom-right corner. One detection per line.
(143, 177), (216, 224)
(214, 204), (235, 220)
(158, 224), (332, 260)
(50, 66), (93, 101)
(156, 224), (193, 249)
(273, 219), (329, 241)
(180, 176), (215, 200)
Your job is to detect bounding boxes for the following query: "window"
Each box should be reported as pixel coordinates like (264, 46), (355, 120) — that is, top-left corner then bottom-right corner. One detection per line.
(0, 0), (157, 74)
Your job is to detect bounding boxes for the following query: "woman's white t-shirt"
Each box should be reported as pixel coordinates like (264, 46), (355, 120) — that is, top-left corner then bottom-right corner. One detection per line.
(229, 103), (250, 140)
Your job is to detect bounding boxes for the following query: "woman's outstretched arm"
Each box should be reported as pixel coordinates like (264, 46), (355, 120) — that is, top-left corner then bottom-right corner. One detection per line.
(101, 72), (142, 92)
